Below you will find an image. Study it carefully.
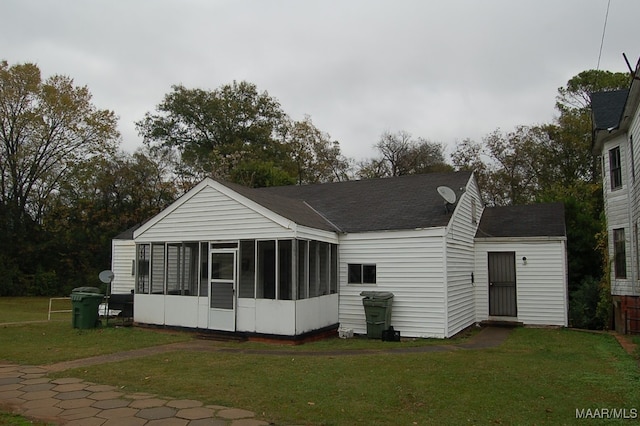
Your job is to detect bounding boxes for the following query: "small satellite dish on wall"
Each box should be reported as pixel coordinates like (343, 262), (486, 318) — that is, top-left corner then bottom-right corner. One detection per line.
(99, 270), (115, 284)
(437, 186), (457, 204)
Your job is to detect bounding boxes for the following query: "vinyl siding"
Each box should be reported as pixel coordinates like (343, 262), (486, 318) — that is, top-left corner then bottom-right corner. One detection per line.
(111, 239), (135, 294)
(603, 134), (640, 296)
(446, 175), (484, 336)
(338, 228), (448, 338)
(474, 239), (568, 326)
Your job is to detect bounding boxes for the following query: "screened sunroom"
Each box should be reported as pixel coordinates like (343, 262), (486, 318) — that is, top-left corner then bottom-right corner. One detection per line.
(133, 238), (339, 336)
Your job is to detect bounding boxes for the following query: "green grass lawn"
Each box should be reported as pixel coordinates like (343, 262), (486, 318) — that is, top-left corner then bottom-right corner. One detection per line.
(0, 297), (192, 364)
(48, 328), (640, 425)
(0, 297), (69, 323)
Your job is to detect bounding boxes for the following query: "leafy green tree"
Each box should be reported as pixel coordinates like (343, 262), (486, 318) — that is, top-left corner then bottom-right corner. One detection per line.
(358, 130), (450, 178)
(137, 81), (294, 187)
(43, 149), (177, 293)
(286, 116), (352, 184)
(0, 60), (119, 296)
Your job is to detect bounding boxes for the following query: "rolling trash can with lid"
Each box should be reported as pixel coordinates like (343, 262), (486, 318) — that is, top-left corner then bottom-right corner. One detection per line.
(360, 291), (394, 339)
(70, 287), (104, 329)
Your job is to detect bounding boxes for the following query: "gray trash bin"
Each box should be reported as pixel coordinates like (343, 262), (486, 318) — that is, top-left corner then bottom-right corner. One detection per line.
(360, 291), (394, 339)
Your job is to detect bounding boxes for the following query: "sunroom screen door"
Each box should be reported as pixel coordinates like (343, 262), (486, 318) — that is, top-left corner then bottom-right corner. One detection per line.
(208, 249), (236, 331)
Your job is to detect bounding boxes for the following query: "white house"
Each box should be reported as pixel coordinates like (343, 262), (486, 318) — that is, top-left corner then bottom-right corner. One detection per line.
(592, 58), (640, 334)
(112, 171), (568, 339)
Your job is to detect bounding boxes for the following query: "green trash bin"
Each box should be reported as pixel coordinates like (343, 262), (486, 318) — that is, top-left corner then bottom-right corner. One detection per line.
(71, 287), (104, 329)
(360, 291), (394, 339)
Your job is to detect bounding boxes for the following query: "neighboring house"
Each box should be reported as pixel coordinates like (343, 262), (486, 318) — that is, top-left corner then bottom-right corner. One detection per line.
(592, 59), (640, 334)
(112, 171), (568, 339)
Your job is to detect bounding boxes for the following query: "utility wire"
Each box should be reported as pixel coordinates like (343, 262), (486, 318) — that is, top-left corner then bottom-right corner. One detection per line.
(596, 0), (611, 70)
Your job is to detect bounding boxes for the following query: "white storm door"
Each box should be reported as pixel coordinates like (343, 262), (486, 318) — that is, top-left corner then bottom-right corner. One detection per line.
(208, 249), (237, 331)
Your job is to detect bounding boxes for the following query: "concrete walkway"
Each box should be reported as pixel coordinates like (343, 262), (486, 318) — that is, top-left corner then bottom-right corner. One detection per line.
(0, 326), (513, 425)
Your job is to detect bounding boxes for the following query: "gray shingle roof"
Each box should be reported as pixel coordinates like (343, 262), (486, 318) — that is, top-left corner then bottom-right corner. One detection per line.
(591, 89), (629, 131)
(475, 202), (565, 239)
(217, 180), (340, 232)
(247, 171), (473, 233)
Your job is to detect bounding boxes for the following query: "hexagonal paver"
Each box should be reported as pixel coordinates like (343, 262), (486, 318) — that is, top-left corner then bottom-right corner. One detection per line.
(21, 397), (60, 409)
(20, 367), (47, 374)
(0, 383), (23, 392)
(53, 382), (88, 392)
(21, 373), (46, 379)
(51, 377), (85, 384)
(129, 397), (168, 409)
(176, 406), (217, 420)
(188, 418), (227, 426)
(56, 397), (96, 409)
(92, 398), (131, 409)
(89, 390), (125, 400)
(23, 405), (63, 418)
(65, 418), (107, 426)
(102, 417), (147, 426)
(59, 406), (102, 420)
(136, 406), (178, 420)
(217, 408), (256, 419)
(20, 377), (51, 385)
(167, 399), (203, 409)
(0, 377), (22, 385)
(97, 406), (138, 419)
(20, 383), (55, 392)
(54, 390), (92, 400)
(20, 390), (55, 400)
(146, 418), (190, 426)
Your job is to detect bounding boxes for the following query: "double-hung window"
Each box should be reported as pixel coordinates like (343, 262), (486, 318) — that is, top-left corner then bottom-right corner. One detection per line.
(613, 228), (627, 279)
(609, 146), (622, 190)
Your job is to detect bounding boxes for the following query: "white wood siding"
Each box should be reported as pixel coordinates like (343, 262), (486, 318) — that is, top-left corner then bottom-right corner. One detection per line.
(338, 228), (448, 338)
(446, 175), (484, 336)
(111, 239), (135, 294)
(603, 135), (639, 296)
(474, 239), (568, 326)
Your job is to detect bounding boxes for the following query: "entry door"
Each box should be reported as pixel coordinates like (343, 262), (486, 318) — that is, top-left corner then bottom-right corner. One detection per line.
(208, 249), (237, 331)
(488, 252), (517, 317)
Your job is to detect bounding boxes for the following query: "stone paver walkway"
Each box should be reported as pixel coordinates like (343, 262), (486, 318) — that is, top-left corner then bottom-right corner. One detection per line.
(0, 363), (268, 425)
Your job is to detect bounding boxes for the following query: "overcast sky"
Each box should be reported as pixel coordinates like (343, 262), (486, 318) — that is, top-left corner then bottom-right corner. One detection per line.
(2, 0), (639, 161)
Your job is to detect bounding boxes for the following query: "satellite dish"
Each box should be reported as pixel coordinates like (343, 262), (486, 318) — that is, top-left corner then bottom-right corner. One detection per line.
(437, 186), (457, 204)
(99, 270), (115, 284)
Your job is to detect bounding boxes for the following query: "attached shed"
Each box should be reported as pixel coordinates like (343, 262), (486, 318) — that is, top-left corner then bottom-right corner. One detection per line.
(474, 203), (568, 327)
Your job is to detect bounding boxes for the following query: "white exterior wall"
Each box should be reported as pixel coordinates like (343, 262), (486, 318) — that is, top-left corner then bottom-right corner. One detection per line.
(603, 133), (640, 297)
(445, 175), (484, 337)
(338, 228), (448, 338)
(111, 239), (135, 294)
(474, 239), (568, 326)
